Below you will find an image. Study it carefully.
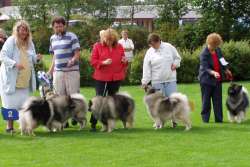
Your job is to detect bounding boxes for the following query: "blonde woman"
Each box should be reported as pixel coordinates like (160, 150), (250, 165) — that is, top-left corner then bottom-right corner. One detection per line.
(90, 28), (128, 131)
(0, 20), (42, 133)
(198, 33), (232, 123)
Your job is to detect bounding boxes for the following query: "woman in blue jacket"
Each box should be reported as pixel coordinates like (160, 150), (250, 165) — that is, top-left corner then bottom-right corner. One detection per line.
(198, 33), (232, 123)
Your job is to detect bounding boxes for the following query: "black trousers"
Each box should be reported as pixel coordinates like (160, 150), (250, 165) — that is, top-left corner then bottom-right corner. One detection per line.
(200, 82), (223, 123)
(90, 80), (121, 128)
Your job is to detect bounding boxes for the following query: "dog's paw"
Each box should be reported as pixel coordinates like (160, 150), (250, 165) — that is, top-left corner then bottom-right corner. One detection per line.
(185, 126), (191, 131)
(100, 127), (107, 132)
(152, 123), (157, 128)
(154, 124), (162, 130)
(236, 119), (242, 124)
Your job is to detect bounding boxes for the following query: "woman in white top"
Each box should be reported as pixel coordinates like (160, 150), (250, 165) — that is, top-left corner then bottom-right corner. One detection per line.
(141, 33), (181, 127)
(118, 30), (134, 62)
(142, 33), (181, 96)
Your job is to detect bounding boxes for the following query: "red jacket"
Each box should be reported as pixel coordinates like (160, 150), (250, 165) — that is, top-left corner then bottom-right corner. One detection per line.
(90, 42), (127, 81)
(211, 52), (221, 81)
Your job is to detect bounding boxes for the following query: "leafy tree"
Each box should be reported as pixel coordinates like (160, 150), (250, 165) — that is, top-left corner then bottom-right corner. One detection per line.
(17, 0), (54, 25)
(156, 0), (189, 25)
(79, 0), (117, 22)
(53, 0), (79, 26)
(192, 0), (250, 40)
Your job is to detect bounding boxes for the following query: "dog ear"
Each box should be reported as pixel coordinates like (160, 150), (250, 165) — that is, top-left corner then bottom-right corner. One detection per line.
(147, 87), (156, 95)
(88, 100), (93, 112)
(233, 84), (242, 93)
(171, 98), (179, 105)
(169, 98), (179, 106)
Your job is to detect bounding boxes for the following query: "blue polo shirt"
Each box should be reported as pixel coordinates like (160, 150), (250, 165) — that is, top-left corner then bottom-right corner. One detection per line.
(49, 32), (80, 71)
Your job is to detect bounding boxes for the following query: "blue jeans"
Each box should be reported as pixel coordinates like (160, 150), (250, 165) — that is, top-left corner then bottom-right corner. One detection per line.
(152, 81), (177, 97)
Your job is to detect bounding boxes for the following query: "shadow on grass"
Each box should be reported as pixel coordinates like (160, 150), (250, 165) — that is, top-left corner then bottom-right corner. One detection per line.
(1, 122), (250, 141)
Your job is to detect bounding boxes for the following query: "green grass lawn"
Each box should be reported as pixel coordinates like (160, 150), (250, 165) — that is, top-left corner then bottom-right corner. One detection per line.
(0, 82), (250, 167)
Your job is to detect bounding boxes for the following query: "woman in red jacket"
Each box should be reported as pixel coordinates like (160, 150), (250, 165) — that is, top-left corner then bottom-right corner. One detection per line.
(90, 28), (128, 131)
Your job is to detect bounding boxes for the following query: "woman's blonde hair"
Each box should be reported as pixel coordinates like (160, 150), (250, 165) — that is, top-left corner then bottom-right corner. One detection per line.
(104, 28), (119, 47)
(206, 33), (223, 48)
(99, 30), (106, 43)
(12, 20), (32, 49)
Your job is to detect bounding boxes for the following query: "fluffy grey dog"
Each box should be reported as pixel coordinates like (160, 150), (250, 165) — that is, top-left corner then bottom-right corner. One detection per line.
(88, 92), (135, 133)
(144, 88), (191, 130)
(226, 83), (249, 123)
(19, 94), (87, 136)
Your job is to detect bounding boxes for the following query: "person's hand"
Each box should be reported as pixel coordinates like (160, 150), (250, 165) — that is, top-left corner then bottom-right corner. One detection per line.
(171, 64), (177, 71)
(141, 84), (149, 92)
(121, 57), (128, 64)
(125, 48), (132, 52)
(141, 84), (147, 89)
(15, 63), (25, 70)
(211, 71), (220, 78)
(225, 69), (233, 81)
(67, 58), (76, 67)
(37, 53), (43, 61)
(102, 58), (112, 65)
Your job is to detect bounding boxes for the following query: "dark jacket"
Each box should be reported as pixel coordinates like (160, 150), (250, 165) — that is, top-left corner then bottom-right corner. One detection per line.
(198, 47), (228, 86)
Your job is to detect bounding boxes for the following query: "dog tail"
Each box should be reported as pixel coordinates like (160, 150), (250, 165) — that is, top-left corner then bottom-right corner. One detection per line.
(188, 100), (195, 112)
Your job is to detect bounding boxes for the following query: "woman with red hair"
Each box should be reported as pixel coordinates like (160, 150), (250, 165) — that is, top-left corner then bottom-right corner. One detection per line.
(198, 33), (232, 123)
(90, 28), (128, 131)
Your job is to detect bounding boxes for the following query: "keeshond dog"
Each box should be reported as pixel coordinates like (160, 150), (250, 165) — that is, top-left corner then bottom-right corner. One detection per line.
(226, 83), (249, 123)
(88, 93), (135, 133)
(144, 88), (192, 130)
(19, 94), (87, 136)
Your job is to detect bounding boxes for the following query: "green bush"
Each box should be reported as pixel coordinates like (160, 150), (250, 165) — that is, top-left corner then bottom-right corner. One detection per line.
(221, 41), (250, 81)
(177, 49), (200, 83)
(155, 22), (206, 51)
(129, 50), (146, 85)
(32, 27), (52, 54)
(155, 23), (179, 46)
(79, 49), (94, 86)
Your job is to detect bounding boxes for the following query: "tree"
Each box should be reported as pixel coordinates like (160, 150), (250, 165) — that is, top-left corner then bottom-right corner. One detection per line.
(53, 0), (79, 26)
(193, 0), (250, 40)
(157, 0), (189, 25)
(17, 0), (54, 25)
(79, 0), (117, 22)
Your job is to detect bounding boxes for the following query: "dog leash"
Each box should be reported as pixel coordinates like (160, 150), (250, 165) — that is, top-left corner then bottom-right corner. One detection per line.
(103, 82), (108, 97)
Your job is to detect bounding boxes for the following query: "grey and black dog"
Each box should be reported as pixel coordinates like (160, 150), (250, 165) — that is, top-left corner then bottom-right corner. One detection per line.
(226, 83), (249, 123)
(88, 92), (135, 133)
(19, 94), (87, 136)
(144, 87), (192, 130)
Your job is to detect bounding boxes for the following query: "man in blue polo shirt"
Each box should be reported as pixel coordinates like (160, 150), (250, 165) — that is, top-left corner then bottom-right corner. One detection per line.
(48, 17), (81, 127)
(48, 16), (81, 96)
